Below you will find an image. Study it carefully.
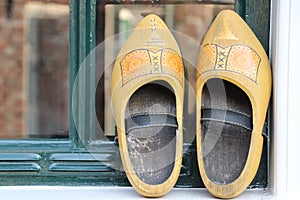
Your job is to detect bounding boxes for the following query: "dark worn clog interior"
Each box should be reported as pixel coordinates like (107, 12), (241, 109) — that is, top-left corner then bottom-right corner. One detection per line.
(125, 83), (177, 185)
(201, 78), (252, 185)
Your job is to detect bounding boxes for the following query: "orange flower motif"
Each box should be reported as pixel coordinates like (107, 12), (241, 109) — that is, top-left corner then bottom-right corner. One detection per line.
(162, 49), (184, 85)
(120, 49), (184, 85)
(120, 50), (150, 84)
(198, 44), (261, 83)
(227, 45), (261, 82)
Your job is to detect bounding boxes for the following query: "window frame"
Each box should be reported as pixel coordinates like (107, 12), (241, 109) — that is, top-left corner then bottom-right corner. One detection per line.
(0, 0), (271, 189)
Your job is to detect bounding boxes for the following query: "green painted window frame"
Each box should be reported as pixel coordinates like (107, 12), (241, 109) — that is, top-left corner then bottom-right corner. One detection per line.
(0, 0), (270, 188)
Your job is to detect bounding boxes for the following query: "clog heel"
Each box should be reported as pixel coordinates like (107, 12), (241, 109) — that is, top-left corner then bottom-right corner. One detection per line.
(196, 10), (272, 198)
(111, 14), (184, 197)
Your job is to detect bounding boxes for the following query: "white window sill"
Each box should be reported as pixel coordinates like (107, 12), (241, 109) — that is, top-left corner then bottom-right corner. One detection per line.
(0, 187), (273, 200)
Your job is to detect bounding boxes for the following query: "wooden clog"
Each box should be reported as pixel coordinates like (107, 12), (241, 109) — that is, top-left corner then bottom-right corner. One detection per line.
(111, 14), (184, 197)
(196, 10), (272, 198)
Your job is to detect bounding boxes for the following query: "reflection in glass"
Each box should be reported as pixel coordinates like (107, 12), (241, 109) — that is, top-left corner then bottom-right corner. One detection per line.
(0, 1), (69, 138)
(102, 3), (234, 138)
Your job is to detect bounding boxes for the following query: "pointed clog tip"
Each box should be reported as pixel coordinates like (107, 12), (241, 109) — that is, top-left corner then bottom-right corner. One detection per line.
(216, 17), (239, 41)
(217, 10), (240, 18)
(144, 13), (161, 18)
(135, 13), (167, 31)
(203, 10), (251, 45)
(142, 14), (164, 24)
(216, 10), (240, 40)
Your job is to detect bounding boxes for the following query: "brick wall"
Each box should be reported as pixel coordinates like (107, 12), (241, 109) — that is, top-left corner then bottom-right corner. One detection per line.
(0, 0), (69, 138)
(0, 1), (26, 138)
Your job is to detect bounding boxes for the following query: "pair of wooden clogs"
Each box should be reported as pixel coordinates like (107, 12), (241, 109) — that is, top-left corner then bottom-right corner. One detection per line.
(111, 10), (272, 198)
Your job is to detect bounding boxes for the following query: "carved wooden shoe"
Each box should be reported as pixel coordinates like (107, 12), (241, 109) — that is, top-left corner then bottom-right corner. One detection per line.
(111, 14), (184, 197)
(196, 10), (272, 198)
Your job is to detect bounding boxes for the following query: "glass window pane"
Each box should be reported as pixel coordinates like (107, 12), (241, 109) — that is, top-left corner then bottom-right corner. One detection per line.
(0, 1), (69, 138)
(101, 2), (234, 138)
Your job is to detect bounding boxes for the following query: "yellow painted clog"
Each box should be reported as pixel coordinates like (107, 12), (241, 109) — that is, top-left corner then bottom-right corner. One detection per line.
(196, 10), (272, 198)
(111, 14), (184, 197)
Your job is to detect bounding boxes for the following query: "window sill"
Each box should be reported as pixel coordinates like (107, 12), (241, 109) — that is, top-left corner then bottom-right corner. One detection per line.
(0, 186), (273, 200)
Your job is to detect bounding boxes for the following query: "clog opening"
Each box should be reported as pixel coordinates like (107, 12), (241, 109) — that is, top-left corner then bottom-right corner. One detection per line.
(124, 81), (177, 185)
(201, 78), (252, 185)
